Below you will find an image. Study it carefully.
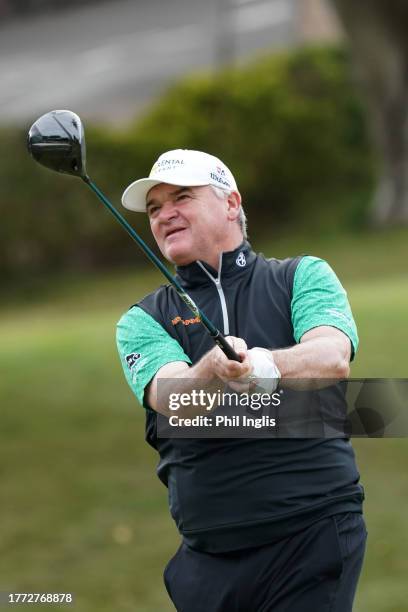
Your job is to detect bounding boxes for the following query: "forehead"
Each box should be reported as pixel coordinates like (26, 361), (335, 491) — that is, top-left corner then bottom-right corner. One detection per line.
(146, 182), (187, 202)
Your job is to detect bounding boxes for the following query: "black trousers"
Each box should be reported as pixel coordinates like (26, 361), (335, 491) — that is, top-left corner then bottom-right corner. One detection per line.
(164, 512), (367, 612)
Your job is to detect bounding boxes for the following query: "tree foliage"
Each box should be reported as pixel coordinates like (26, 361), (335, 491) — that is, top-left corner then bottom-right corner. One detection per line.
(0, 45), (375, 282)
(333, 0), (408, 224)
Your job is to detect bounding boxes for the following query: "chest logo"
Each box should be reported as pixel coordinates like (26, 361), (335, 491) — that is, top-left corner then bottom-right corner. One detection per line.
(172, 315), (201, 327)
(236, 252), (246, 267)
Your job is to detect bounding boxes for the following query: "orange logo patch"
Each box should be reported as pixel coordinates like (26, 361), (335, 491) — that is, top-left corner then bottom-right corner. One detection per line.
(172, 315), (201, 327)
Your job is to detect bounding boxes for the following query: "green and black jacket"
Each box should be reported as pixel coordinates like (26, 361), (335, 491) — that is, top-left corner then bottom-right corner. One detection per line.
(117, 241), (363, 552)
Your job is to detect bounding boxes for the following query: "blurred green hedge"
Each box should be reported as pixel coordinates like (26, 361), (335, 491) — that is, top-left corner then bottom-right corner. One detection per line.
(0, 45), (375, 281)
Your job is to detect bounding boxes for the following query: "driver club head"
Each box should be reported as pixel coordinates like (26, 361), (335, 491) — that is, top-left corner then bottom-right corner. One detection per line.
(27, 110), (87, 178)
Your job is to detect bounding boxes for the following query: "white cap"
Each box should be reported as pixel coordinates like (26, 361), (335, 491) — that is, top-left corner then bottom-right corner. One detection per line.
(121, 149), (238, 212)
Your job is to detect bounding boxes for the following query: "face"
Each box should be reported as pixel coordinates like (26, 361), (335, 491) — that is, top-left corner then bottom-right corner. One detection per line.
(146, 183), (240, 267)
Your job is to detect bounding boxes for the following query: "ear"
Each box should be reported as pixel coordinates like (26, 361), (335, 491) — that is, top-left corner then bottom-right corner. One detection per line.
(226, 191), (242, 222)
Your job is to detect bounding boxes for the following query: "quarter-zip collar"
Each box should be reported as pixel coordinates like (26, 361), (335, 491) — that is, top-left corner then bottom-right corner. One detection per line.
(175, 241), (256, 288)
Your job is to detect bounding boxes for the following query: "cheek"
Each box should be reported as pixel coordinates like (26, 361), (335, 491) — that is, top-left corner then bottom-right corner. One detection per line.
(150, 220), (161, 242)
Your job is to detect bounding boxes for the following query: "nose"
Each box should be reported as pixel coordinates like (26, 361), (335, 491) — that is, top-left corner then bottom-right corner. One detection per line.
(158, 200), (178, 223)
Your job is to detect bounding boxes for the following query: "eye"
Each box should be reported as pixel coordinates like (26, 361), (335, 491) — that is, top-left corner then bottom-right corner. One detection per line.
(176, 194), (190, 201)
(147, 205), (160, 218)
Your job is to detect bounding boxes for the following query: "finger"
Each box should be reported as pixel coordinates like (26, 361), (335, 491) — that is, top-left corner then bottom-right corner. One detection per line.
(230, 352), (252, 379)
(236, 348), (249, 363)
(219, 359), (252, 382)
(226, 336), (248, 352)
(210, 340), (252, 382)
(228, 379), (251, 393)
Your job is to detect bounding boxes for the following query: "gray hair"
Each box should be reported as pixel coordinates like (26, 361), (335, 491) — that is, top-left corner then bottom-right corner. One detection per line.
(211, 186), (248, 239)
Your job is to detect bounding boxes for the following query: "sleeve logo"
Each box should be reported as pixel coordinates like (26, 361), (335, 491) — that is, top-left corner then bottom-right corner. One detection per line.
(125, 352), (141, 370)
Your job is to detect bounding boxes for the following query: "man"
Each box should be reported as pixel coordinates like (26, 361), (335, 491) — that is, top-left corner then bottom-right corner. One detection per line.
(116, 149), (367, 611)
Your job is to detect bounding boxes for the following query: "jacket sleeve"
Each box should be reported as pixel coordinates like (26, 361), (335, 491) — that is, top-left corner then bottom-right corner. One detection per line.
(116, 305), (192, 407)
(291, 256), (359, 359)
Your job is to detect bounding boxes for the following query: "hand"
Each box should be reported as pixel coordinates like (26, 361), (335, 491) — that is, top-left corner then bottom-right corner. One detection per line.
(247, 347), (281, 394)
(205, 336), (253, 390)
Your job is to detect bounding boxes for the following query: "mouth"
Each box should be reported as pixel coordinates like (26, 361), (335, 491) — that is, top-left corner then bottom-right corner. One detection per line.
(164, 227), (187, 240)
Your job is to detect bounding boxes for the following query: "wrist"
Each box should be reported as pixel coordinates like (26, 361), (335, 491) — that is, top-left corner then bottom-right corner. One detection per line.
(193, 352), (216, 380)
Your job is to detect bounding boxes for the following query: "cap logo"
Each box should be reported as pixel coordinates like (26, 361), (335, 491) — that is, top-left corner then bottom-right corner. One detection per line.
(210, 171), (231, 188)
(152, 159), (185, 174)
(236, 252), (246, 267)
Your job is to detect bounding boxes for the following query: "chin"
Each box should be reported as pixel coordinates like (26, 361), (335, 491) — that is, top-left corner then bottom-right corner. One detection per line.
(165, 241), (196, 266)
(167, 251), (195, 266)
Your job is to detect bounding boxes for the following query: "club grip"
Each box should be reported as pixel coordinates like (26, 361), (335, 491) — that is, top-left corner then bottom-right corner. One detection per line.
(214, 332), (242, 362)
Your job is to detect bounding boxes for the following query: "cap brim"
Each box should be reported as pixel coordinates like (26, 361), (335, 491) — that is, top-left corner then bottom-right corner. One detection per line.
(122, 177), (213, 212)
(121, 178), (163, 212)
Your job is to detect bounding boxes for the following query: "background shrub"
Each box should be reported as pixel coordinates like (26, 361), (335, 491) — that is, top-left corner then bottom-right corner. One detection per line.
(0, 45), (375, 282)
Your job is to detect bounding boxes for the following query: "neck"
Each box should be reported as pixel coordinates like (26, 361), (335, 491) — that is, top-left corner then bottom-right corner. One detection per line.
(201, 236), (244, 270)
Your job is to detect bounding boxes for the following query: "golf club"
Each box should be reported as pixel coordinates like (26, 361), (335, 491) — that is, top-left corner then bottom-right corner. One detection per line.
(27, 110), (241, 362)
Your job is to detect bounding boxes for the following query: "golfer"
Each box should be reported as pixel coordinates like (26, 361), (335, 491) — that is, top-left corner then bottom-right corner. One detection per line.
(116, 149), (367, 611)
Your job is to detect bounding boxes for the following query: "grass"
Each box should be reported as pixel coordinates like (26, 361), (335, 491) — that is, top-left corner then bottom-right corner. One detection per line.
(0, 280), (176, 611)
(0, 230), (407, 611)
